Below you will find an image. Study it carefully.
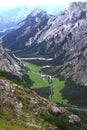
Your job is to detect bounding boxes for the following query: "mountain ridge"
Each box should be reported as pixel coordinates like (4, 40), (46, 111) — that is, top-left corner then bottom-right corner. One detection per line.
(2, 2), (87, 86)
(0, 46), (83, 129)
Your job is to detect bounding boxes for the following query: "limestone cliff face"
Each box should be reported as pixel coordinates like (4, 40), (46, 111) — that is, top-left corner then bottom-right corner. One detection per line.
(0, 46), (22, 77)
(2, 8), (49, 51)
(2, 2), (87, 85)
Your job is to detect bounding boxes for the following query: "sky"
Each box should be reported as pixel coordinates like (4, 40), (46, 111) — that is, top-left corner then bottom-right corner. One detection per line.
(0, 0), (86, 8)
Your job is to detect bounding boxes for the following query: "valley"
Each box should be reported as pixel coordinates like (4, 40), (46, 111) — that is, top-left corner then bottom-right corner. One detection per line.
(23, 61), (87, 108)
(0, 1), (87, 129)
(24, 61), (87, 127)
(23, 61), (68, 104)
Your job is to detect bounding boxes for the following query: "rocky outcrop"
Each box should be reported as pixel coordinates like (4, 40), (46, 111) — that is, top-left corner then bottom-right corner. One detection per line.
(50, 105), (66, 115)
(2, 2), (87, 85)
(0, 79), (23, 115)
(0, 78), (51, 129)
(0, 46), (22, 77)
(0, 78), (83, 129)
(68, 114), (81, 126)
(50, 105), (81, 126)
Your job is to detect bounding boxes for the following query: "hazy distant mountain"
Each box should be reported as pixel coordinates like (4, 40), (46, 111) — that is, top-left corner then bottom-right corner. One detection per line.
(0, 7), (34, 29)
(3, 2), (87, 86)
(0, 5), (67, 29)
(2, 8), (50, 49)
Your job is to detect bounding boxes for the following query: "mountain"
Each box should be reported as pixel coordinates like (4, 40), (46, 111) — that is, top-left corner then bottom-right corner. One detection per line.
(0, 7), (33, 29)
(0, 47), (83, 130)
(0, 16), (16, 29)
(0, 5), (67, 29)
(0, 78), (83, 130)
(2, 8), (50, 50)
(0, 45), (33, 87)
(0, 45), (22, 77)
(2, 2), (87, 86)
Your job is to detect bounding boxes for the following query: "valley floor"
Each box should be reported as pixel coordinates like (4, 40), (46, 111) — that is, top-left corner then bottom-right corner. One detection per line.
(23, 61), (87, 126)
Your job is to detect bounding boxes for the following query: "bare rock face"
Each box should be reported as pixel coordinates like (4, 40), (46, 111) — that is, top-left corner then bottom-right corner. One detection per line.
(0, 46), (22, 77)
(2, 8), (49, 50)
(2, 2), (87, 85)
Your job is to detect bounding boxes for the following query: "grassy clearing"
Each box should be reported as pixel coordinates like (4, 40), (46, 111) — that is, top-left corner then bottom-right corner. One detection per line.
(24, 61), (68, 104)
(52, 78), (68, 104)
(24, 62), (41, 73)
(28, 72), (48, 88)
(24, 61), (87, 107)
(24, 62), (48, 88)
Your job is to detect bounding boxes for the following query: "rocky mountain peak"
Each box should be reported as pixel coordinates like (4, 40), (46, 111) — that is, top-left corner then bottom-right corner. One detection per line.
(25, 8), (49, 22)
(29, 8), (46, 17)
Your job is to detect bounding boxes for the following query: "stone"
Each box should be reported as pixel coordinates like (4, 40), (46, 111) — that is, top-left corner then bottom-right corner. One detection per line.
(16, 102), (23, 115)
(68, 114), (81, 126)
(50, 105), (65, 115)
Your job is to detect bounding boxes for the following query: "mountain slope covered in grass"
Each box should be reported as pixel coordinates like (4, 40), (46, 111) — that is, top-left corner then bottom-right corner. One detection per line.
(0, 77), (85, 130)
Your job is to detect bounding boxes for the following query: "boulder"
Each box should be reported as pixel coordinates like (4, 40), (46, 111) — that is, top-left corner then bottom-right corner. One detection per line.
(50, 105), (65, 115)
(68, 114), (81, 126)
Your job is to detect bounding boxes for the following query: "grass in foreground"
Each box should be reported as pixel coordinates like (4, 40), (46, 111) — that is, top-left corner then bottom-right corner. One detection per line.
(0, 118), (40, 130)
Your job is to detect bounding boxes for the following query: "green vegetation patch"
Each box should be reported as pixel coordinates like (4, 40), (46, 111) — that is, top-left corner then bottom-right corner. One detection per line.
(40, 112), (85, 130)
(24, 62), (48, 88)
(0, 117), (40, 130)
(24, 61), (87, 108)
(24, 61), (68, 104)
(61, 81), (87, 107)
(24, 61), (41, 73)
(52, 78), (68, 104)
(0, 71), (28, 87)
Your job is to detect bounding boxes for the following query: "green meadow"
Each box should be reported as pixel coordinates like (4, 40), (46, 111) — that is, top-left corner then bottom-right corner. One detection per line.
(24, 61), (87, 108)
(24, 61), (68, 104)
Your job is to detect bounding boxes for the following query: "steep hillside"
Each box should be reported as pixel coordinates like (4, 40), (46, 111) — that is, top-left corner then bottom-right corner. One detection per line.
(2, 2), (87, 85)
(0, 46), (22, 77)
(0, 47), (85, 130)
(0, 77), (85, 130)
(0, 46), (33, 87)
(2, 8), (49, 51)
(0, 48), (85, 130)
